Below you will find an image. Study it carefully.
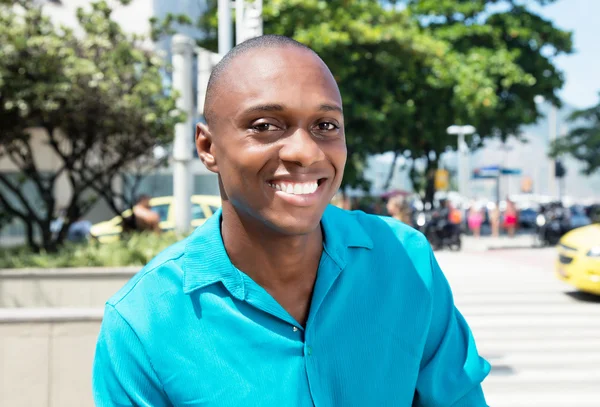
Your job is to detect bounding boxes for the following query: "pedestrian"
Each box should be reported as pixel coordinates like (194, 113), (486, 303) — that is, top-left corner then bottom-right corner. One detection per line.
(467, 201), (484, 238)
(131, 194), (160, 233)
(67, 217), (93, 242)
(92, 35), (489, 406)
(489, 202), (501, 237)
(504, 199), (518, 237)
(387, 195), (412, 225)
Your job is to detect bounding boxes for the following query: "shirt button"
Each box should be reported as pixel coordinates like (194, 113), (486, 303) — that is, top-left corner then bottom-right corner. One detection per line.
(292, 326), (298, 332)
(306, 345), (313, 356)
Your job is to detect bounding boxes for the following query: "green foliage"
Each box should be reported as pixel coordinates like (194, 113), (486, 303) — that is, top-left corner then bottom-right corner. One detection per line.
(0, 232), (182, 269)
(0, 1), (184, 251)
(99, 0), (573, 203)
(552, 93), (600, 175)
(185, 0), (571, 199)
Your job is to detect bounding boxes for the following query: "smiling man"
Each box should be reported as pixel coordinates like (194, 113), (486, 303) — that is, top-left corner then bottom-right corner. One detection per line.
(93, 35), (490, 406)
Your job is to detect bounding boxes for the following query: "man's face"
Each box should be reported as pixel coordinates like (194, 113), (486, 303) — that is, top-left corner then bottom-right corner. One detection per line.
(197, 46), (346, 235)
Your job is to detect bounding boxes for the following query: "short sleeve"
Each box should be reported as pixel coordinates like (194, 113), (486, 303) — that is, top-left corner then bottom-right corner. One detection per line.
(92, 304), (171, 407)
(414, 249), (491, 406)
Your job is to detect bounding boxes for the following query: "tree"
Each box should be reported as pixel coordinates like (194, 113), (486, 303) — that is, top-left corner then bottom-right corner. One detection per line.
(404, 0), (572, 200)
(0, 0), (184, 251)
(552, 94), (600, 175)
(160, 0), (572, 202)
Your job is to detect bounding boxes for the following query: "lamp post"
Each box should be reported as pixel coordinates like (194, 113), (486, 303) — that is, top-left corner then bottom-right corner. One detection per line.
(236, 0), (263, 45)
(447, 125), (476, 199)
(535, 96), (558, 199)
(171, 35), (195, 234)
(218, 0), (233, 55)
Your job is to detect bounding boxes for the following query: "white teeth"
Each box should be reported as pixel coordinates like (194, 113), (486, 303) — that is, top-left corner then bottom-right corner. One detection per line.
(268, 181), (319, 195)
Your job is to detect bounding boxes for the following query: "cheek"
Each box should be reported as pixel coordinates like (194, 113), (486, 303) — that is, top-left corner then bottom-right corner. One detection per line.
(327, 141), (347, 171)
(216, 142), (275, 187)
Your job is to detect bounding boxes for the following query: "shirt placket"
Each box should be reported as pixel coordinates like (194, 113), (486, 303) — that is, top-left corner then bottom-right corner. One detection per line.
(302, 251), (344, 407)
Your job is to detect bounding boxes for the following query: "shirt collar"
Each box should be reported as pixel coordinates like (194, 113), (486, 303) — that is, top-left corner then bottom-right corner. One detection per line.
(182, 205), (373, 297)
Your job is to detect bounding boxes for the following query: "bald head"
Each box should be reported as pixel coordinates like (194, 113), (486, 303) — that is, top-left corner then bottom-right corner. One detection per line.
(203, 35), (321, 125)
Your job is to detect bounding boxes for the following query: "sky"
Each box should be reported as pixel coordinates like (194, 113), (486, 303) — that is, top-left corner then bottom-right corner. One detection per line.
(534, 0), (600, 108)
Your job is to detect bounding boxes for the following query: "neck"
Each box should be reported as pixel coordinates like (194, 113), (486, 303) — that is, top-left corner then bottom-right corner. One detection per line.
(220, 203), (323, 289)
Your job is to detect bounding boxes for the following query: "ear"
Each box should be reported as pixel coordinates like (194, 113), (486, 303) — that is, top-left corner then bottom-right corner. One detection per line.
(196, 122), (218, 173)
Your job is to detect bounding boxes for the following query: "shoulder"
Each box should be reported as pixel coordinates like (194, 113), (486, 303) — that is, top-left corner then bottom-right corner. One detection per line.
(329, 205), (429, 251)
(326, 206), (435, 287)
(107, 236), (188, 309)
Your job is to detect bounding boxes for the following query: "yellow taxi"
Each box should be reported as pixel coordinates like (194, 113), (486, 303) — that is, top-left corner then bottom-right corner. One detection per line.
(90, 195), (221, 243)
(556, 224), (600, 295)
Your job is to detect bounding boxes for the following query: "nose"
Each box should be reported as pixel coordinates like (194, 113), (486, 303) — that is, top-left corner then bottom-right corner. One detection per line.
(278, 127), (325, 167)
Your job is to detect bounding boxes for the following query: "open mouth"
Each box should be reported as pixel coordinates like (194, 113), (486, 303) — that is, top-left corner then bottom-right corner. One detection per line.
(267, 178), (326, 196)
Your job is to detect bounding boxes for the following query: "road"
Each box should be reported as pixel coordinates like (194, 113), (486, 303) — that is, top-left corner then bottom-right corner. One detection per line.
(437, 246), (600, 407)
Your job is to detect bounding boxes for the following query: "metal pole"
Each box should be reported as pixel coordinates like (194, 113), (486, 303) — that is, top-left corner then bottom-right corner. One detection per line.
(549, 104), (557, 198)
(196, 48), (212, 116)
(236, 0), (245, 45)
(218, 0), (233, 55)
(457, 131), (466, 197)
(171, 35), (195, 235)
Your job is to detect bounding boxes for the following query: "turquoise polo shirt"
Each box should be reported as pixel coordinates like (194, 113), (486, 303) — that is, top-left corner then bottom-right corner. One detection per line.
(93, 205), (490, 406)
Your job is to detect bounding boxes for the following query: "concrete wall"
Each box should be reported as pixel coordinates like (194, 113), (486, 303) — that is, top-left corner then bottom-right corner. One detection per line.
(0, 312), (102, 407)
(0, 268), (136, 308)
(0, 267), (136, 407)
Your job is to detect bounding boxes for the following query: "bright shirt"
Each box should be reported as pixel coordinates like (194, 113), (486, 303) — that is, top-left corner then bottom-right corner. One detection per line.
(92, 205), (490, 406)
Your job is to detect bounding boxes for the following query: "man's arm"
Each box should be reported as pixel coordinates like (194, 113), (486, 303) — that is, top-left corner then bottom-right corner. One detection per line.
(414, 248), (490, 407)
(93, 304), (170, 407)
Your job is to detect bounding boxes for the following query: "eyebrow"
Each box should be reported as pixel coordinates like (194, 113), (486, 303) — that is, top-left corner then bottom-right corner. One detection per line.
(240, 103), (343, 116)
(318, 103), (343, 114)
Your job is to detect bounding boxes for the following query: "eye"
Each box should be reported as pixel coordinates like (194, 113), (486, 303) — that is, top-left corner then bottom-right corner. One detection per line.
(250, 122), (282, 133)
(315, 122), (339, 132)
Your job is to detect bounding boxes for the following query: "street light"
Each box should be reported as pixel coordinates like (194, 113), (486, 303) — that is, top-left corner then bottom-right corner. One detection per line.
(447, 125), (476, 198)
(534, 96), (558, 199)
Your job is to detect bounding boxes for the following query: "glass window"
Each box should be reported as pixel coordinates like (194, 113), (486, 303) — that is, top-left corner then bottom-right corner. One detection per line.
(191, 203), (206, 220)
(151, 204), (170, 222)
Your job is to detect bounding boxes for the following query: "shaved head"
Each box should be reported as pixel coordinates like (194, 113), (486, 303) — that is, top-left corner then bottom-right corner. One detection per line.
(203, 35), (321, 125)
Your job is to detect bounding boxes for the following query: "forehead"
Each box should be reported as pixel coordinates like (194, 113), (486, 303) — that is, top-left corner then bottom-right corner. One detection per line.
(215, 46), (341, 115)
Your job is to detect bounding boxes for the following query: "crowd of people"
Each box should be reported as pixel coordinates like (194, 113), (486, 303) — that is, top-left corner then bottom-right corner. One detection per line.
(334, 193), (523, 239)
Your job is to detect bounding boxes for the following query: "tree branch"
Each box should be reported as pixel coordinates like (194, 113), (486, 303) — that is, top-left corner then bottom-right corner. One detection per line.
(0, 172), (41, 223)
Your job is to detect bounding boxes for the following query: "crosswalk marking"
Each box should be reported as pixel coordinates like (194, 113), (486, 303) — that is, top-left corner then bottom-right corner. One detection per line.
(436, 249), (600, 407)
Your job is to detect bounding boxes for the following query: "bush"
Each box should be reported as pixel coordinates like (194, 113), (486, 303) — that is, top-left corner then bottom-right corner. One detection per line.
(0, 232), (183, 269)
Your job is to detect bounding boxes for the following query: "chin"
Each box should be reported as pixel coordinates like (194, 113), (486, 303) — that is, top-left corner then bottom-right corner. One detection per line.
(263, 206), (326, 236)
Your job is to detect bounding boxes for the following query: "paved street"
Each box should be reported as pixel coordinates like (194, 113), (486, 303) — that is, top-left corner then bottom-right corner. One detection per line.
(437, 246), (600, 407)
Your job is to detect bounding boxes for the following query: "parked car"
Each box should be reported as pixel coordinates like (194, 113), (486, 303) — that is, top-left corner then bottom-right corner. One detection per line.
(90, 195), (221, 243)
(556, 224), (600, 295)
(569, 205), (592, 229)
(518, 207), (539, 229)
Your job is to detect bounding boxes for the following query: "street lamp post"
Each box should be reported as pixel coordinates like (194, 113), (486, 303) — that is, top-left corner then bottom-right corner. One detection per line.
(171, 35), (195, 235)
(218, 0), (233, 55)
(447, 125), (476, 199)
(236, 0), (263, 44)
(535, 96), (558, 199)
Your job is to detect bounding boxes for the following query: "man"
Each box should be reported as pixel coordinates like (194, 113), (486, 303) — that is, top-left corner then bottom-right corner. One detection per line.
(131, 194), (160, 232)
(93, 35), (489, 406)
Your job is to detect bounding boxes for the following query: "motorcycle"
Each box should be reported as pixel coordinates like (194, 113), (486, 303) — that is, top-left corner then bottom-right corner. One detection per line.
(415, 210), (462, 251)
(536, 204), (570, 246)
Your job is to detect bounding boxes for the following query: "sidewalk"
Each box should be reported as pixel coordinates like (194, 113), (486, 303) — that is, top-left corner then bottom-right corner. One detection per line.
(461, 233), (538, 252)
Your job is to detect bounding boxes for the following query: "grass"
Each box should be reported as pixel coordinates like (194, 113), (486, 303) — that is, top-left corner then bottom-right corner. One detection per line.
(0, 232), (183, 269)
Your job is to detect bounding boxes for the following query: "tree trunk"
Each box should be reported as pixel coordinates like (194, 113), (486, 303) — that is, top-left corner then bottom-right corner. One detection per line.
(424, 152), (439, 205)
(383, 150), (401, 191)
(24, 220), (39, 253)
(408, 160), (422, 199)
